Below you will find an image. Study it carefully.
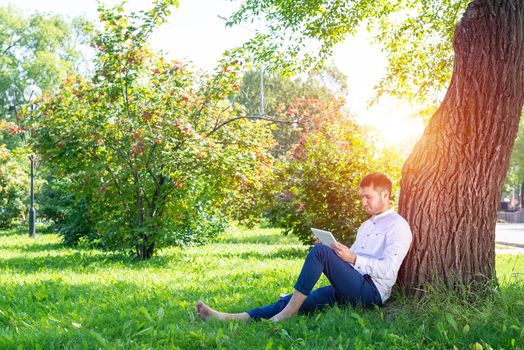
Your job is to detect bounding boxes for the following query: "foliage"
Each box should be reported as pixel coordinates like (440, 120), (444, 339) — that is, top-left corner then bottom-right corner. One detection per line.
(0, 226), (522, 349)
(37, 175), (95, 246)
(28, 1), (274, 259)
(0, 145), (28, 228)
(270, 116), (402, 245)
(0, 5), (89, 140)
(371, 0), (466, 103)
(236, 67), (347, 118)
(504, 113), (524, 198)
(235, 68), (401, 245)
(236, 67), (348, 157)
(227, 0), (468, 103)
(0, 4), (89, 229)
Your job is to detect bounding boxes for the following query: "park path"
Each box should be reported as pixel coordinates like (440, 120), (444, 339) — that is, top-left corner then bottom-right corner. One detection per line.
(496, 223), (524, 254)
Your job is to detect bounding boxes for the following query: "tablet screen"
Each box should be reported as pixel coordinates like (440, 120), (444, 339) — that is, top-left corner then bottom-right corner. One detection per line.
(310, 228), (337, 246)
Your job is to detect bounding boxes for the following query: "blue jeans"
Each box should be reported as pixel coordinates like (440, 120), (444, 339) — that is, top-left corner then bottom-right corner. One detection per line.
(246, 244), (382, 320)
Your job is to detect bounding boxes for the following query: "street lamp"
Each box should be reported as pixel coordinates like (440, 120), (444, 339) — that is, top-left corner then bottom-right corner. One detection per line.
(217, 15), (265, 116)
(23, 84), (42, 238)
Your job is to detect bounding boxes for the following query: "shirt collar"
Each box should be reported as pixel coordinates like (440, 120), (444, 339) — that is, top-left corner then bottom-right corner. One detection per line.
(371, 207), (394, 223)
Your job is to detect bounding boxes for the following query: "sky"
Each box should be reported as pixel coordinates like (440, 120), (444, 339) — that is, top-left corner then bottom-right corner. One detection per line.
(2, 0), (425, 152)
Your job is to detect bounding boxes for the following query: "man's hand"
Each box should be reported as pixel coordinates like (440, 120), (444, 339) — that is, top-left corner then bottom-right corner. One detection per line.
(313, 236), (321, 245)
(330, 241), (356, 264)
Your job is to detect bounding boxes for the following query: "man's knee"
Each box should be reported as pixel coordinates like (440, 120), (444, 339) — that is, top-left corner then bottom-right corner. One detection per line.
(309, 243), (333, 257)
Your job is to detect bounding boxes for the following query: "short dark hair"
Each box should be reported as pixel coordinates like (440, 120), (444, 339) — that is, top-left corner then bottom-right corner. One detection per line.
(359, 172), (392, 194)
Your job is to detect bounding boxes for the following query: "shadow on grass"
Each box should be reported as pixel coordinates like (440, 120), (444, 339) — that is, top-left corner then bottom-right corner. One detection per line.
(218, 234), (300, 245)
(0, 250), (172, 274)
(0, 237), (306, 274)
(213, 247), (308, 260)
(0, 241), (65, 252)
(0, 226), (27, 237)
(0, 238), (305, 275)
(0, 224), (55, 237)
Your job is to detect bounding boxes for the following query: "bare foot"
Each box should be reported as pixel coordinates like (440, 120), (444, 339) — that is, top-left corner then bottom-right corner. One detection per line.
(196, 300), (218, 321)
(269, 309), (296, 322)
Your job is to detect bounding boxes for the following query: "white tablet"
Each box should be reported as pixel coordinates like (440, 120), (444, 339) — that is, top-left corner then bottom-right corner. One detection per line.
(311, 228), (337, 246)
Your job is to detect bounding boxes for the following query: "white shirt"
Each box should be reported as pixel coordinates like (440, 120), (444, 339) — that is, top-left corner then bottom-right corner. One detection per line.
(351, 208), (412, 303)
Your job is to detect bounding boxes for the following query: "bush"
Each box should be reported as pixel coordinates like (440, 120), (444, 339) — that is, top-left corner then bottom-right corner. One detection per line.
(269, 119), (402, 245)
(0, 147), (28, 228)
(170, 204), (228, 246)
(30, 2), (274, 259)
(37, 175), (95, 245)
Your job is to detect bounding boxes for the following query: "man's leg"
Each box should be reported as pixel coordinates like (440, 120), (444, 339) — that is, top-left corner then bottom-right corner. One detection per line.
(246, 285), (338, 321)
(197, 286), (337, 322)
(197, 245), (381, 322)
(268, 290), (306, 321)
(271, 244), (381, 321)
(196, 301), (251, 321)
(295, 244), (382, 307)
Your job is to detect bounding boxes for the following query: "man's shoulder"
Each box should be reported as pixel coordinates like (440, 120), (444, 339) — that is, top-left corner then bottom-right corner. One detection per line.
(388, 212), (412, 235)
(390, 211), (409, 225)
(376, 211), (410, 231)
(362, 210), (410, 229)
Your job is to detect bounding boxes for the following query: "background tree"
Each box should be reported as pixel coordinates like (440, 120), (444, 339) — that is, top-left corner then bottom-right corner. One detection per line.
(236, 67), (347, 157)
(0, 5), (89, 227)
(236, 67), (347, 117)
(0, 142), (27, 227)
(269, 113), (402, 245)
(503, 114), (524, 206)
(29, 1), (274, 260)
(231, 0), (524, 291)
(0, 5), (89, 121)
(228, 0), (468, 104)
(235, 66), (398, 244)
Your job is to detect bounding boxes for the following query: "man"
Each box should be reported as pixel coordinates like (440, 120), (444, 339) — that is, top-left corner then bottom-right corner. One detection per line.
(196, 172), (412, 322)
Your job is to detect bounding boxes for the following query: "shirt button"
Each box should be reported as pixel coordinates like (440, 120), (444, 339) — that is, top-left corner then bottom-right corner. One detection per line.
(361, 246), (364, 249)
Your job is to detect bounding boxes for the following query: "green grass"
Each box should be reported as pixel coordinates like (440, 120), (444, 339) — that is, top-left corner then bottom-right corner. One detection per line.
(0, 226), (523, 349)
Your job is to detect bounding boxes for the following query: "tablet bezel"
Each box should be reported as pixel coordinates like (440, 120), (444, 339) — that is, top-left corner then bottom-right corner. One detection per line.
(310, 228), (337, 246)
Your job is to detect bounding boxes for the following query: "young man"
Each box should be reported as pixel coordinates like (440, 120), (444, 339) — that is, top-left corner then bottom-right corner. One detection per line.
(196, 172), (412, 322)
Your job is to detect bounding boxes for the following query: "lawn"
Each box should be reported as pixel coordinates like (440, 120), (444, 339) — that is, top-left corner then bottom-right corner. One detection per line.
(0, 226), (522, 349)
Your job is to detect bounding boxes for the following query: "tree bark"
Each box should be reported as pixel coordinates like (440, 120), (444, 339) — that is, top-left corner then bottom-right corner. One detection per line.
(398, 0), (524, 292)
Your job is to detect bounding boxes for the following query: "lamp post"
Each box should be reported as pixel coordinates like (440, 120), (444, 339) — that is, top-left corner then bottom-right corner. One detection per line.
(23, 84), (42, 238)
(217, 15), (265, 116)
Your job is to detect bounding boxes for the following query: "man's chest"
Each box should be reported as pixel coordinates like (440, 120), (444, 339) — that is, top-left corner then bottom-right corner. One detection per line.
(353, 222), (391, 256)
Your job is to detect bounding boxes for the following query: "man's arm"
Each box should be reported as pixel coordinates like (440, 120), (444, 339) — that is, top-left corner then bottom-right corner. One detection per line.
(330, 241), (357, 264)
(353, 220), (412, 279)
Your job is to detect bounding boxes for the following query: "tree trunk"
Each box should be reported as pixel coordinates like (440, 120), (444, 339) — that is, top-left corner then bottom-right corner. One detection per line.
(136, 238), (155, 260)
(398, 0), (524, 292)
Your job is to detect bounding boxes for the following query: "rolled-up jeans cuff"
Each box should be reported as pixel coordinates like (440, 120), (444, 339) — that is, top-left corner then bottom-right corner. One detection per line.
(293, 282), (310, 296)
(246, 309), (257, 319)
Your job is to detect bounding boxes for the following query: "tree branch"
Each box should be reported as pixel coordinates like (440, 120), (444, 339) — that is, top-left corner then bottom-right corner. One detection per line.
(205, 114), (295, 138)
